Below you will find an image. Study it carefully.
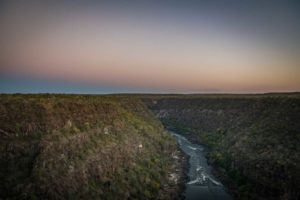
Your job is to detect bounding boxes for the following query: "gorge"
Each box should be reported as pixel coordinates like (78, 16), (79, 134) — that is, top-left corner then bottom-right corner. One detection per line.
(1, 93), (299, 200)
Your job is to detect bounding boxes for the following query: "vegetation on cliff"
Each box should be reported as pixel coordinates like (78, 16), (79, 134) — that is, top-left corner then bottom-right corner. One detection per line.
(144, 94), (300, 200)
(2, 93), (299, 199)
(0, 94), (182, 199)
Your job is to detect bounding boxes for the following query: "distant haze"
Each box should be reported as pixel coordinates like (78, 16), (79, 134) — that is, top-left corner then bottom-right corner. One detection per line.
(1, 0), (300, 93)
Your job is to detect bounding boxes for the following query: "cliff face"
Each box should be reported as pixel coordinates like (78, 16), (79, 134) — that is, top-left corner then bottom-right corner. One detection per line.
(0, 94), (182, 199)
(144, 94), (300, 200)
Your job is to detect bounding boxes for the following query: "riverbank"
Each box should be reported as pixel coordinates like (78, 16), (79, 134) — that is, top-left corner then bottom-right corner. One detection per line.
(167, 144), (190, 199)
(171, 129), (238, 199)
(170, 132), (233, 200)
(168, 128), (239, 199)
(209, 162), (239, 199)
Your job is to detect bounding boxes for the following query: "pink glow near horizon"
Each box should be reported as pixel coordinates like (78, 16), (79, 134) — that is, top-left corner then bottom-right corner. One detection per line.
(1, 1), (300, 93)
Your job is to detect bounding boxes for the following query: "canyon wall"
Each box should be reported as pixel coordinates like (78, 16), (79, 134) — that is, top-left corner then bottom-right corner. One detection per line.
(144, 94), (300, 200)
(1, 93), (299, 200)
(0, 94), (183, 199)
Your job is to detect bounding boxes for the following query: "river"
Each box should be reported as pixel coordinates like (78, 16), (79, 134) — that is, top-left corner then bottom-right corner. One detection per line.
(171, 132), (233, 200)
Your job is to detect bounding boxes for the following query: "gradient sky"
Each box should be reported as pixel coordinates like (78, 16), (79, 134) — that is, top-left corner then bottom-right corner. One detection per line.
(1, 0), (300, 93)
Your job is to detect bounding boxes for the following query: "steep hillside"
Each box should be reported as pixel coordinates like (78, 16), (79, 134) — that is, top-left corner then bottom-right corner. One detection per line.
(0, 94), (185, 199)
(144, 94), (300, 200)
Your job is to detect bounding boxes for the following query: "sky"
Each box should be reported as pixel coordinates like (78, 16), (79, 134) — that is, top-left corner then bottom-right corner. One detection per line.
(1, 0), (300, 93)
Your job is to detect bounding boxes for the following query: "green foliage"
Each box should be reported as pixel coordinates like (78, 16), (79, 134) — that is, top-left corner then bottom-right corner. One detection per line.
(146, 94), (300, 200)
(0, 94), (178, 199)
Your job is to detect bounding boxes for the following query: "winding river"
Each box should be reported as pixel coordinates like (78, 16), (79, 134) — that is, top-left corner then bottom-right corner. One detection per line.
(171, 132), (233, 200)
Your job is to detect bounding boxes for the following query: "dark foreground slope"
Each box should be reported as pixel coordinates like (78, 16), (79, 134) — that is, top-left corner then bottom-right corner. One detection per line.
(0, 94), (185, 199)
(144, 94), (300, 200)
